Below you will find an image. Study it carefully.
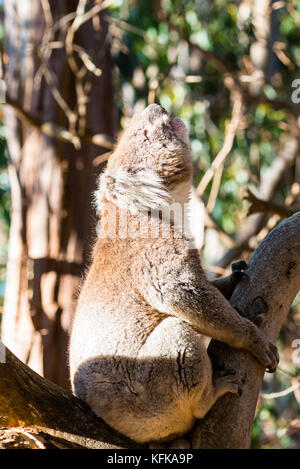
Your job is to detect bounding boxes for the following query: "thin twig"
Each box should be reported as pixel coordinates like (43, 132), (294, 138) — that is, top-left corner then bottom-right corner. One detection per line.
(92, 151), (112, 167)
(38, 53), (77, 132)
(104, 14), (147, 37)
(40, 0), (53, 28)
(261, 381), (300, 400)
(65, 0), (112, 136)
(73, 45), (102, 77)
(197, 81), (243, 197)
(206, 164), (224, 214)
(5, 95), (114, 150)
(65, 0), (112, 74)
(245, 188), (299, 218)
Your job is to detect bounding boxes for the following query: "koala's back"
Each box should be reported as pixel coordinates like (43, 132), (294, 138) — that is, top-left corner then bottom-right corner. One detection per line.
(71, 234), (167, 343)
(70, 236), (160, 371)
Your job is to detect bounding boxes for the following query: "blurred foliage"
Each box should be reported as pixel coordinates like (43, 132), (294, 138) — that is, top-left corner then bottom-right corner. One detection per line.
(0, 0), (299, 448)
(108, 0), (299, 234)
(0, 124), (9, 229)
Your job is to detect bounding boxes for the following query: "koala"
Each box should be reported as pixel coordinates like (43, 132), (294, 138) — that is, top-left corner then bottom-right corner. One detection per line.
(69, 104), (279, 444)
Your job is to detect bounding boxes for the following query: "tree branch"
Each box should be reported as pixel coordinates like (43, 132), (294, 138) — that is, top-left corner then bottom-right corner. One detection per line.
(245, 188), (299, 218)
(192, 212), (300, 448)
(4, 95), (114, 150)
(197, 79), (243, 197)
(0, 345), (142, 449)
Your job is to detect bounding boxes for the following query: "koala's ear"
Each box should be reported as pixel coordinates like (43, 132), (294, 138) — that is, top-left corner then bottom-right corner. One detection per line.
(94, 167), (171, 215)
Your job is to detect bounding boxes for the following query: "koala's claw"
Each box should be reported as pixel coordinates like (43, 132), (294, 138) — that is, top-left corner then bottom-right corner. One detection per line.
(266, 343), (280, 373)
(254, 341), (279, 373)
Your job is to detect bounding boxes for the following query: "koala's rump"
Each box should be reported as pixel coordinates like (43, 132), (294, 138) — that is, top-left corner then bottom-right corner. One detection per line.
(71, 314), (211, 443)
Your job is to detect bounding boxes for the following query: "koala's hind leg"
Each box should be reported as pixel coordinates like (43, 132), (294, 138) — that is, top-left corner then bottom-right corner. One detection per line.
(139, 317), (245, 437)
(191, 367), (245, 419)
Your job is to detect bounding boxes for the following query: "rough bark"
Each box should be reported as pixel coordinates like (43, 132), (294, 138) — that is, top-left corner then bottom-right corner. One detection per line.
(0, 345), (141, 449)
(193, 211), (300, 448)
(2, 0), (115, 388)
(0, 213), (299, 449)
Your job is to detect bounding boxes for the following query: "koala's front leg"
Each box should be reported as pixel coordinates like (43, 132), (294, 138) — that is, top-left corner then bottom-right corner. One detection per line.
(173, 283), (279, 373)
(138, 251), (279, 373)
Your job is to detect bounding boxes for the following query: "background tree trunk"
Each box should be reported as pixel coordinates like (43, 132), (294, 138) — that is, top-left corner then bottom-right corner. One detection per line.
(1, 0), (115, 388)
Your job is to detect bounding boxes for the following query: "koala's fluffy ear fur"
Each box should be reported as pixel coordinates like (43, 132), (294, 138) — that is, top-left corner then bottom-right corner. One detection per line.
(95, 167), (171, 215)
(69, 104), (279, 444)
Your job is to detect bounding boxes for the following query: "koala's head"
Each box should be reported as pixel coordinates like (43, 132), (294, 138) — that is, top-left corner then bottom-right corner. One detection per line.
(96, 104), (193, 214)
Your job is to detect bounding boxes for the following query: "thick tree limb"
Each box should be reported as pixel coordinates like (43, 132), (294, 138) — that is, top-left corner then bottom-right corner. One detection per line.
(1, 213), (299, 449)
(192, 212), (300, 448)
(0, 346), (141, 449)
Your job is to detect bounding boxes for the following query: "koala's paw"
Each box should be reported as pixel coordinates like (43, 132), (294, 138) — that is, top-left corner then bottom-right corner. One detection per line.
(232, 260), (249, 281)
(214, 368), (246, 397)
(232, 260), (248, 273)
(252, 340), (279, 373)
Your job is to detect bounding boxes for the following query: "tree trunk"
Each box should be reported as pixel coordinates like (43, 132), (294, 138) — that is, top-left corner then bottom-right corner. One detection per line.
(2, 0), (115, 388)
(249, 0), (278, 95)
(0, 213), (299, 449)
(193, 212), (300, 448)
